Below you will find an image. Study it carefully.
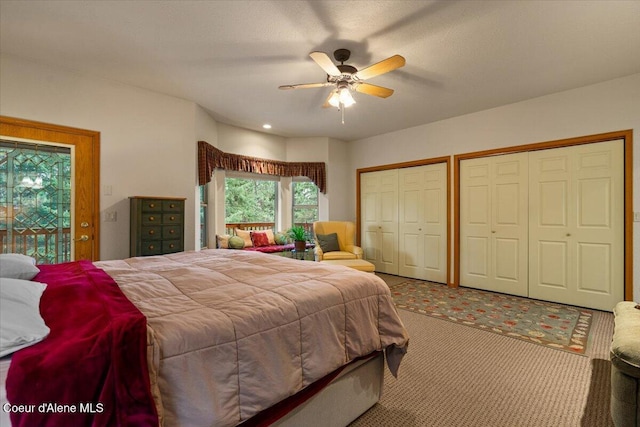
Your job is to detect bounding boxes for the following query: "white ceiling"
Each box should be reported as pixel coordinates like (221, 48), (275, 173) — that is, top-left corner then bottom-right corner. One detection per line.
(1, 0), (640, 142)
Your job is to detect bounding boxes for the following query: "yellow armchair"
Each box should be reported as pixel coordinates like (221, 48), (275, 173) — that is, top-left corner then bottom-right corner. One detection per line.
(313, 221), (363, 261)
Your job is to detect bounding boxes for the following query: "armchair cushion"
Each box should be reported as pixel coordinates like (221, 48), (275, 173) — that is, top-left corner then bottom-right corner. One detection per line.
(322, 251), (357, 261)
(316, 233), (340, 253)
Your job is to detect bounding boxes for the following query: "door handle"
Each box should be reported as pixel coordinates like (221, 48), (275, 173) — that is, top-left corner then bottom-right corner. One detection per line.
(78, 235), (89, 241)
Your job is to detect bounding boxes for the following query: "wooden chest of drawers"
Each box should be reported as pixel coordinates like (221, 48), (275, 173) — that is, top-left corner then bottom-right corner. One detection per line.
(130, 196), (186, 257)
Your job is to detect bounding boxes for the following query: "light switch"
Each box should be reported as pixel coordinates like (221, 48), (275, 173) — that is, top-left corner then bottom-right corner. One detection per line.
(104, 185), (112, 196)
(634, 212), (640, 222)
(105, 211), (117, 222)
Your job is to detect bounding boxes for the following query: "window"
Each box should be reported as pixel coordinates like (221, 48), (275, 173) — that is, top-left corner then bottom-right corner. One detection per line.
(225, 175), (277, 228)
(199, 184), (208, 249)
(292, 180), (318, 227)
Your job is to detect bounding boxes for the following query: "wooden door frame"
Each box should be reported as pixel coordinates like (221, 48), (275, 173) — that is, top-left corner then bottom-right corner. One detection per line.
(356, 156), (451, 285)
(453, 130), (633, 301)
(0, 116), (101, 260)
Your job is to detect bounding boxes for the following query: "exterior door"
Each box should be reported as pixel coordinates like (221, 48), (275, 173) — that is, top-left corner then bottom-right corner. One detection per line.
(361, 169), (398, 274)
(528, 140), (624, 311)
(460, 152), (529, 296)
(0, 116), (99, 261)
(398, 163), (447, 283)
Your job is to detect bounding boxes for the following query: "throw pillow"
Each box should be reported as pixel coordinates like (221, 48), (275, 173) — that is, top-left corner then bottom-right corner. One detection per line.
(0, 278), (50, 357)
(0, 254), (40, 280)
(316, 233), (340, 253)
(250, 231), (270, 247)
(216, 234), (231, 249)
(235, 229), (253, 248)
(228, 236), (245, 249)
(264, 229), (276, 245)
(274, 232), (288, 245)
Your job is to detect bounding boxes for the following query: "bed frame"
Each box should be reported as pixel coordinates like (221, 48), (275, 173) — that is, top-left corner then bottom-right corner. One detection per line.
(272, 352), (384, 426)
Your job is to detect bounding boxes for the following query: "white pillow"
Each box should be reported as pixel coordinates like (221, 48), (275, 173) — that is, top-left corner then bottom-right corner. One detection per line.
(0, 254), (40, 280)
(0, 278), (50, 357)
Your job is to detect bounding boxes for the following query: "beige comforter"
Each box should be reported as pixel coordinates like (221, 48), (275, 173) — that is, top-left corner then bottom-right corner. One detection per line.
(96, 249), (409, 427)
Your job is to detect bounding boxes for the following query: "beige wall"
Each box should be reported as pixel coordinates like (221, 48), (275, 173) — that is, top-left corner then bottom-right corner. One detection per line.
(1, 54), (198, 261)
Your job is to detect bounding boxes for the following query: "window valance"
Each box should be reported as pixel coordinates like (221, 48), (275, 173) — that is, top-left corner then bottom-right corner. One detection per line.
(198, 141), (326, 193)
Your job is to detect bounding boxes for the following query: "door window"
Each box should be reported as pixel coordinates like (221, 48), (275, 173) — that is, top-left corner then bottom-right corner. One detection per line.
(0, 140), (72, 264)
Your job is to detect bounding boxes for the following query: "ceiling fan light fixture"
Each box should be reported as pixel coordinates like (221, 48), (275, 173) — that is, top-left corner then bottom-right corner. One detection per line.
(328, 87), (355, 108)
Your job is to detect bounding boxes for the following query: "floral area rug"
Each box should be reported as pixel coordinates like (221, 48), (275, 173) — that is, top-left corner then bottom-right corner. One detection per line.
(388, 279), (593, 354)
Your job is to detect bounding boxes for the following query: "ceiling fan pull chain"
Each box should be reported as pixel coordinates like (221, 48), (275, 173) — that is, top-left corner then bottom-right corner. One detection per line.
(341, 103), (345, 124)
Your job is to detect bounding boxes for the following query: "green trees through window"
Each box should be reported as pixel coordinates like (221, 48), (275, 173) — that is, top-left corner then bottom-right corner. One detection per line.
(222, 176), (318, 229)
(292, 181), (318, 226)
(225, 177), (277, 223)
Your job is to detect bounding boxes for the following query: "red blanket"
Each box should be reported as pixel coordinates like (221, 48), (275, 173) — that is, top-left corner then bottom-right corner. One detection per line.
(6, 261), (158, 427)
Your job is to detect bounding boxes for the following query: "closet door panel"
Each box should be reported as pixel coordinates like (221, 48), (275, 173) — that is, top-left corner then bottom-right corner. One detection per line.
(466, 236), (489, 278)
(460, 158), (492, 288)
(399, 168), (423, 278)
(491, 154), (528, 296)
(361, 173), (382, 267)
(399, 163), (447, 282)
(423, 234), (441, 271)
(460, 153), (528, 296)
(529, 140), (623, 311)
(361, 170), (398, 274)
(423, 170), (446, 280)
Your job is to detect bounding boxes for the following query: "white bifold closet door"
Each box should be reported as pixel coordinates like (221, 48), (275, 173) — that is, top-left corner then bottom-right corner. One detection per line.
(528, 140), (624, 311)
(460, 152), (529, 297)
(398, 163), (448, 283)
(460, 140), (624, 311)
(361, 169), (399, 275)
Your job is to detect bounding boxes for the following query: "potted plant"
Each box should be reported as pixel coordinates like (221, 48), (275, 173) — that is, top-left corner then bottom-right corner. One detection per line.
(287, 225), (308, 252)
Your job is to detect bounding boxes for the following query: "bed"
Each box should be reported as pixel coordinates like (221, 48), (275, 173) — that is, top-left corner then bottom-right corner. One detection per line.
(2, 249), (409, 426)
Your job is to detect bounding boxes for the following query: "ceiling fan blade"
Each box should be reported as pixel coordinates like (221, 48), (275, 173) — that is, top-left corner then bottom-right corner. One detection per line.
(355, 83), (394, 98)
(279, 82), (331, 90)
(309, 51), (341, 77)
(354, 54), (405, 81)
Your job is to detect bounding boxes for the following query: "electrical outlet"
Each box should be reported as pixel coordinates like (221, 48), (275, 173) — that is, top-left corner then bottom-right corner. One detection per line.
(635, 212), (640, 222)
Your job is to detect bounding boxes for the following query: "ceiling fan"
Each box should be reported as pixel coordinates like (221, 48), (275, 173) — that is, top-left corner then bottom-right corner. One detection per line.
(279, 49), (405, 123)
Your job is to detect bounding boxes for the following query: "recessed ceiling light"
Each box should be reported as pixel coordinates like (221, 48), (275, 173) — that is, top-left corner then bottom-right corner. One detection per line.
(262, 124), (272, 129)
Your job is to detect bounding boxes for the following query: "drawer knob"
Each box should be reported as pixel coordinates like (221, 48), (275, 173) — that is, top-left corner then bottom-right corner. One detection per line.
(169, 229), (175, 234)
(169, 203), (175, 208)
(148, 245), (155, 250)
(149, 216), (155, 221)
(149, 230), (155, 235)
(170, 216), (175, 221)
(149, 203), (155, 208)
(169, 244), (175, 249)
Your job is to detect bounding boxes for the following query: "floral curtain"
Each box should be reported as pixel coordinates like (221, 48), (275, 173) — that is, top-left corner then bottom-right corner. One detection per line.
(197, 140), (326, 193)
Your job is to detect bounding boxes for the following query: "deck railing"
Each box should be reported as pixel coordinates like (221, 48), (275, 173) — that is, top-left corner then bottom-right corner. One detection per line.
(224, 222), (313, 237)
(0, 227), (72, 264)
(225, 222), (275, 235)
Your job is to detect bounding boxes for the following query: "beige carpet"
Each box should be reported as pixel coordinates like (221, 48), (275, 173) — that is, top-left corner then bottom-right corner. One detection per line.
(350, 274), (615, 427)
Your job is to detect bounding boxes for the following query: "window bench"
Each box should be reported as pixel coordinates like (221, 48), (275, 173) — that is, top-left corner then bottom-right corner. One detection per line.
(230, 242), (315, 255)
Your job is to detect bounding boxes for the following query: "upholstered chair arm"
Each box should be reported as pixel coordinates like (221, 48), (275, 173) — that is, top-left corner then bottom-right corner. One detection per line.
(314, 245), (324, 261)
(345, 245), (364, 259)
